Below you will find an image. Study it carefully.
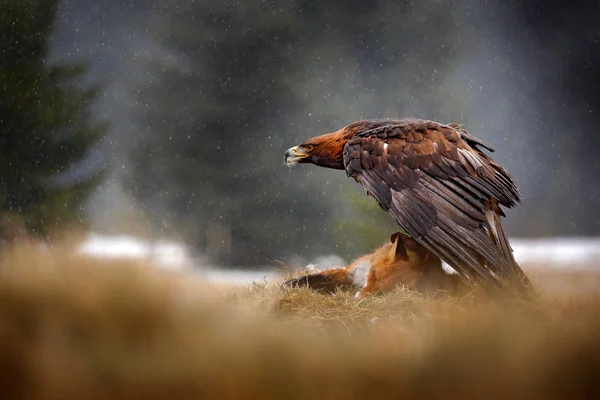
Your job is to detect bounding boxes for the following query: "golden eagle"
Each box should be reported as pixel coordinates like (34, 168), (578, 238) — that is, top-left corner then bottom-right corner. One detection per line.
(285, 118), (530, 290)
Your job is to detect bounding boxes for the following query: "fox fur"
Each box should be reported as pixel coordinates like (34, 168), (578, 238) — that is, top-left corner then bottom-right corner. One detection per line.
(283, 233), (463, 298)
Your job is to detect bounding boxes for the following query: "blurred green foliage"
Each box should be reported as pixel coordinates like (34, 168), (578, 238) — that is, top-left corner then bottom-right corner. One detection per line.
(0, 0), (105, 241)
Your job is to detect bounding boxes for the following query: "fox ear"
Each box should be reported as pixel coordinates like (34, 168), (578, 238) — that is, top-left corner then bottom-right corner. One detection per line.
(389, 232), (408, 260)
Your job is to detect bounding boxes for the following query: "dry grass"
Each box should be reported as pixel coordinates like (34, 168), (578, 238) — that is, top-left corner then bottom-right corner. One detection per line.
(0, 242), (599, 399)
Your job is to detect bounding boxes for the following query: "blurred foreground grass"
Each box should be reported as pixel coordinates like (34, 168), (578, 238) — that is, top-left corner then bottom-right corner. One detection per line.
(0, 242), (599, 399)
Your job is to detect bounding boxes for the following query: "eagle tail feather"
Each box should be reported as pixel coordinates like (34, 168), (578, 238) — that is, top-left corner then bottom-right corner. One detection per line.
(484, 200), (532, 290)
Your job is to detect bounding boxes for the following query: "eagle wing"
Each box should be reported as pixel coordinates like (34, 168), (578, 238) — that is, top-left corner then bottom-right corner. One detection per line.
(342, 118), (522, 287)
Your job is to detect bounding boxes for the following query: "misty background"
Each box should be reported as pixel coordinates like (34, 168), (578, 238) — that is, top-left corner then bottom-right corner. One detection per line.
(3, 0), (599, 268)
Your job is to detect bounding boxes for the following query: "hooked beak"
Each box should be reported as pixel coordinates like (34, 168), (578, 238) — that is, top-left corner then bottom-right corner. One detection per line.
(284, 145), (310, 165)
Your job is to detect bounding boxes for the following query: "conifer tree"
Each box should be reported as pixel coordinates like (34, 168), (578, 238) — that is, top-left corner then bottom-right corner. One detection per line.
(0, 0), (105, 241)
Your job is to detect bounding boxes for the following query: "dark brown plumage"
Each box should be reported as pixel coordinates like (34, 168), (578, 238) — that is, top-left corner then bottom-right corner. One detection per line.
(285, 118), (530, 290)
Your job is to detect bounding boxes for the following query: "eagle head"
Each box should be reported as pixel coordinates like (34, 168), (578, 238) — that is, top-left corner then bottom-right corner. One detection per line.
(284, 120), (376, 170)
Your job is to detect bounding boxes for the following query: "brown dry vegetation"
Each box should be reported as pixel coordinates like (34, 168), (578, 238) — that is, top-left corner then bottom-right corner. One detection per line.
(0, 242), (599, 399)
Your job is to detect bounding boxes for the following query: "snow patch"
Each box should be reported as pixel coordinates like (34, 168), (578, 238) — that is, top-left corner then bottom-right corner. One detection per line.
(78, 233), (193, 270)
(511, 237), (600, 270)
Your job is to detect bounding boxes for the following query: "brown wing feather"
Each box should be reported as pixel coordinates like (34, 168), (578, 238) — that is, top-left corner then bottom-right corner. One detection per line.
(343, 118), (526, 288)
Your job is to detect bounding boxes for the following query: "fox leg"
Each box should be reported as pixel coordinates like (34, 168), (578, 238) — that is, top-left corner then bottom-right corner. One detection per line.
(282, 268), (354, 294)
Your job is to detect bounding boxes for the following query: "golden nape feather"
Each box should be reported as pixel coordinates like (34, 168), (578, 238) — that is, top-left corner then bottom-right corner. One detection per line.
(285, 118), (531, 293)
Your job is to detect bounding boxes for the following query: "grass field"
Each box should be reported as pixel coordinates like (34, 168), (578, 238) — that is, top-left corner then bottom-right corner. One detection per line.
(0, 241), (599, 399)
